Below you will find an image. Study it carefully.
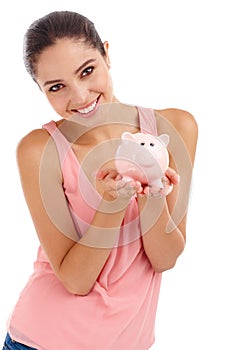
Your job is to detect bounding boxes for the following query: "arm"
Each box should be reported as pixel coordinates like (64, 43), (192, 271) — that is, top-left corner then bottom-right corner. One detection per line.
(17, 129), (131, 295)
(138, 109), (198, 272)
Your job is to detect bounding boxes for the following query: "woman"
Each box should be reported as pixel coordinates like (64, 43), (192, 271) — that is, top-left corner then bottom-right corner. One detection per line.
(3, 10), (198, 350)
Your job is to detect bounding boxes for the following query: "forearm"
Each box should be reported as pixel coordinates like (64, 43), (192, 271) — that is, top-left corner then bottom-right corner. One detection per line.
(59, 196), (129, 295)
(138, 196), (185, 273)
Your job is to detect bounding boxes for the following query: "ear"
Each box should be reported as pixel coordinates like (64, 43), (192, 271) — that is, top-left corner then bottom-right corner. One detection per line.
(121, 132), (136, 141)
(103, 41), (111, 68)
(157, 134), (169, 147)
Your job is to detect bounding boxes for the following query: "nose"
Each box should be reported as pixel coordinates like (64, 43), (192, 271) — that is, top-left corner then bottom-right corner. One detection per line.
(68, 82), (89, 107)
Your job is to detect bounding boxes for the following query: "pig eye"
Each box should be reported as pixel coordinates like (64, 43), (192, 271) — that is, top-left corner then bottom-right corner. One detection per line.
(140, 142), (145, 146)
(150, 143), (155, 147)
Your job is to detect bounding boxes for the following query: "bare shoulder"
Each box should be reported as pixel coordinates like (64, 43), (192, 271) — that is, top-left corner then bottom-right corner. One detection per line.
(155, 108), (198, 164)
(155, 107), (198, 137)
(17, 128), (50, 155)
(17, 128), (55, 167)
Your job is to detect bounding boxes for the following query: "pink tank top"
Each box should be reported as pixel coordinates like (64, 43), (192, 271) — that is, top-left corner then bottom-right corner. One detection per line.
(7, 106), (162, 350)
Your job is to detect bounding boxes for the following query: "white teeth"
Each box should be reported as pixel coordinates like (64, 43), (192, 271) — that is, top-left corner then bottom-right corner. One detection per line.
(77, 99), (98, 114)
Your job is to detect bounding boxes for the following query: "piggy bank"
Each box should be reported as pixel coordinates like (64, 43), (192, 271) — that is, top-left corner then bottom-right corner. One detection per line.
(115, 132), (170, 195)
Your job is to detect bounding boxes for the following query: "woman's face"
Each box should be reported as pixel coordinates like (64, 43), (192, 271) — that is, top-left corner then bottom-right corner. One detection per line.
(36, 38), (115, 119)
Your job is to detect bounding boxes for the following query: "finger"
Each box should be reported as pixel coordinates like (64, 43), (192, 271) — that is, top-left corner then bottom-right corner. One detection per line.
(96, 168), (109, 180)
(135, 181), (143, 194)
(165, 168), (180, 185)
(115, 174), (123, 181)
(96, 168), (118, 180)
(104, 169), (119, 181)
(116, 180), (137, 198)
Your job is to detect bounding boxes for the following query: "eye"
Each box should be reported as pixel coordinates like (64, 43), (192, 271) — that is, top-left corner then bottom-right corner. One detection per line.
(81, 66), (94, 77)
(140, 142), (145, 146)
(150, 143), (155, 147)
(49, 83), (64, 92)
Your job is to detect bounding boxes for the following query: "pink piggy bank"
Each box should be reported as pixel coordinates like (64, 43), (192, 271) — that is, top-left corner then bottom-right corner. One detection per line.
(115, 132), (170, 195)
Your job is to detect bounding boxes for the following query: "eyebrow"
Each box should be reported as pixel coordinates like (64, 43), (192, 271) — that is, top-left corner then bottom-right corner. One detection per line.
(43, 58), (97, 87)
(74, 58), (96, 75)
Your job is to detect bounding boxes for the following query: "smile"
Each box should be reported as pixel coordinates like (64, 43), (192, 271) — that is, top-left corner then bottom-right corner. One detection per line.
(75, 96), (100, 115)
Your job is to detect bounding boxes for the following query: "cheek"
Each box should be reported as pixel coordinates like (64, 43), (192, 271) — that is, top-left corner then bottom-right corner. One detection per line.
(46, 94), (66, 114)
(95, 68), (113, 91)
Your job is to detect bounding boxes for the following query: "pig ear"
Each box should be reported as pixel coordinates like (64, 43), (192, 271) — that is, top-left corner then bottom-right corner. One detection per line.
(121, 132), (136, 141)
(158, 134), (169, 147)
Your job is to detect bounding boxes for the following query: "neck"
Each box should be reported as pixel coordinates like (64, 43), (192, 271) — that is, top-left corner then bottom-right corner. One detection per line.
(58, 102), (139, 145)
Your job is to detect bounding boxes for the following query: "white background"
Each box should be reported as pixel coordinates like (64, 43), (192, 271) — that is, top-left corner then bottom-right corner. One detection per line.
(0, 0), (232, 349)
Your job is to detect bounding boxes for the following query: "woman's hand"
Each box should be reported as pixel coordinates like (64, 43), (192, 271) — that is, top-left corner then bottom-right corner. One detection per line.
(164, 167), (180, 186)
(96, 167), (179, 200)
(161, 167), (180, 197)
(139, 167), (180, 198)
(96, 168), (141, 201)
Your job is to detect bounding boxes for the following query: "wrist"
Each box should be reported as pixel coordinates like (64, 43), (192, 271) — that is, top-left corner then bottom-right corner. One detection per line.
(98, 195), (131, 215)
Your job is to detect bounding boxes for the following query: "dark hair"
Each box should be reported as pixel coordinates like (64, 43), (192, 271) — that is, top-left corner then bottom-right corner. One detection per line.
(23, 11), (106, 79)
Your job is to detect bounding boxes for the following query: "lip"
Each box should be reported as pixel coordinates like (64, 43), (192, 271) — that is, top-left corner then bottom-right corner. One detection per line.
(72, 95), (101, 118)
